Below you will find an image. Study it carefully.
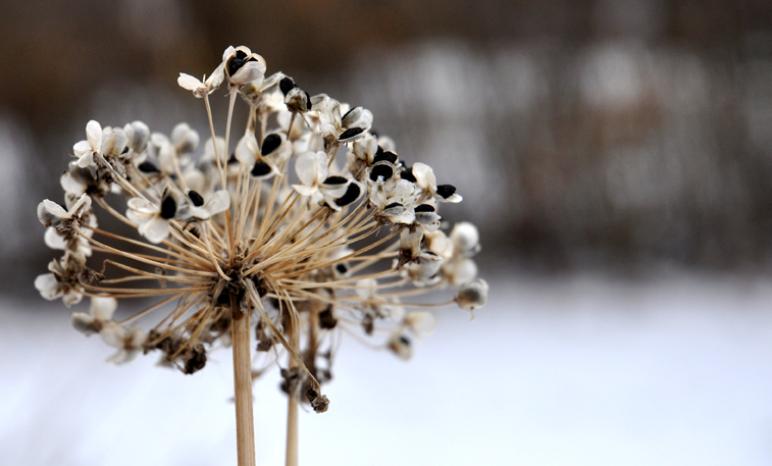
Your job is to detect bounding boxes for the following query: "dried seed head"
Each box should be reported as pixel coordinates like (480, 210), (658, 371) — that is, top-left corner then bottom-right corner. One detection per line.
(36, 44), (487, 411)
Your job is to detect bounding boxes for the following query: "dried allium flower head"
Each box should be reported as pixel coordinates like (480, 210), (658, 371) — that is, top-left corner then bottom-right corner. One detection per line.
(35, 46), (487, 417)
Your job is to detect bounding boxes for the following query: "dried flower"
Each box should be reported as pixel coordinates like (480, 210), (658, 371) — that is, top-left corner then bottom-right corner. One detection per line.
(455, 279), (490, 310)
(71, 296), (117, 335)
(36, 46), (487, 419)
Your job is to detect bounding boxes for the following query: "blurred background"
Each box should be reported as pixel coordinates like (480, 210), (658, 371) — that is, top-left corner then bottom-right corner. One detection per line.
(3, 0), (772, 465)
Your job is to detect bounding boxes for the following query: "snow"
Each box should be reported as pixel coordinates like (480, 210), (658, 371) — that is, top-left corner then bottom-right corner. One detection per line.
(2, 272), (772, 466)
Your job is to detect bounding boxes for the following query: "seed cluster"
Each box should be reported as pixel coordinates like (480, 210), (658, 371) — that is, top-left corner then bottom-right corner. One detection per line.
(35, 45), (488, 411)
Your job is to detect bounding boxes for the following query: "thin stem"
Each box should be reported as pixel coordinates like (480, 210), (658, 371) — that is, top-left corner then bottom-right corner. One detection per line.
(231, 295), (256, 466)
(284, 301), (299, 466)
(203, 94), (227, 189)
(225, 90), (238, 158)
(118, 294), (182, 325)
(285, 388), (299, 466)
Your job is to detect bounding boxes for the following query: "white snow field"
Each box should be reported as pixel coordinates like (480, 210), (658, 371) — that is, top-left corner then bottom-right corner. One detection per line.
(3, 272), (772, 466)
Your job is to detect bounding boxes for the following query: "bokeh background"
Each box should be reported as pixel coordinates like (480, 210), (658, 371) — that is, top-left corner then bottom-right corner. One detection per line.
(3, 1), (772, 465)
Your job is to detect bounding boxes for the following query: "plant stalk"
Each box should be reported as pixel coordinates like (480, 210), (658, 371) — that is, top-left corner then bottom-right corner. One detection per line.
(285, 390), (299, 466)
(284, 320), (299, 466)
(231, 295), (256, 466)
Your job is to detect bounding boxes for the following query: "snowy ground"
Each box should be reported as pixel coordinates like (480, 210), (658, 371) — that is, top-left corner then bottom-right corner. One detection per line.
(3, 272), (772, 466)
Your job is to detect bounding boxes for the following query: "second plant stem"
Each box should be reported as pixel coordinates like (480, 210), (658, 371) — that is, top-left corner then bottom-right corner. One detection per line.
(285, 317), (299, 466)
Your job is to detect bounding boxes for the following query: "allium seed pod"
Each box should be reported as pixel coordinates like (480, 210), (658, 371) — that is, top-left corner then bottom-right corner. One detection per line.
(35, 45), (487, 415)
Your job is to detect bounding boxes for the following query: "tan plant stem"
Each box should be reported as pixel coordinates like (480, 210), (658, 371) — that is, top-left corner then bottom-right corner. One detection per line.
(285, 387), (299, 466)
(231, 295), (256, 466)
(284, 312), (300, 466)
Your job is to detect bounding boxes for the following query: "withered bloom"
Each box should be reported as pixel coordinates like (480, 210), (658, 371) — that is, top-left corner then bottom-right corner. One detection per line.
(35, 45), (487, 466)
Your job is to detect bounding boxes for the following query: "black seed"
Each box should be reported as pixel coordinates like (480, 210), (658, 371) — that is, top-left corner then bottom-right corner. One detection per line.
(323, 175), (347, 185)
(160, 195), (177, 219)
(369, 164), (393, 181)
(384, 202), (403, 210)
(338, 127), (364, 141)
(373, 150), (398, 164)
(414, 204), (435, 213)
(227, 50), (248, 76)
(251, 161), (272, 177)
(400, 167), (417, 182)
(335, 183), (361, 207)
(335, 263), (348, 274)
(227, 153), (238, 165)
(138, 161), (159, 173)
(121, 146), (129, 154)
(305, 91), (312, 110)
(227, 58), (245, 76)
(261, 133), (282, 155)
(279, 77), (296, 95)
(318, 308), (338, 330)
(188, 190), (204, 207)
(436, 184), (457, 199)
(398, 335), (411, 346)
